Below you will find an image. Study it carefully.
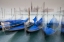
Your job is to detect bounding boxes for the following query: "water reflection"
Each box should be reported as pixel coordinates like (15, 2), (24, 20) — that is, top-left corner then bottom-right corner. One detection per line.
(0, 29), (64, 42)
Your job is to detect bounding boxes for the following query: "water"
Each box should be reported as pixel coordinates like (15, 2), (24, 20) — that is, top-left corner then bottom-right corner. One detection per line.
(0, 30), (64, 42)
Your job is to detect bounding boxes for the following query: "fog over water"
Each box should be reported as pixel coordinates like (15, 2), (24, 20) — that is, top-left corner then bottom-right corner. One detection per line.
(0, 0), (64, 23)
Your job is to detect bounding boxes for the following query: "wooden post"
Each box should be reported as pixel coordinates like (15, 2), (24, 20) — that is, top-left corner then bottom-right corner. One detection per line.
(59, 7), (61, 22)
(31, 2), (33, 12)
(47, 7), (48, 23)
(43, 2), (45, 15)
(4, 9), (5, 20)
(53, 10), (55, 29)
(19, 8), (22, 19)
(42, 2), (45, 28)
(11, 8), (12, 20)
(14, 8), (16, 20)
(36, 6), (39, 21)
(59, 7), (61, 23)
(24, 8), (30, 33)
(28, 8), (30, 23)
(59, 7), (61, 33)
(1, 8), (3, 21)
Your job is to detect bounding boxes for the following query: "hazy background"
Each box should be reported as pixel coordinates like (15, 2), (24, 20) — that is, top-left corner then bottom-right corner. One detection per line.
(0, 0), (64, 10)
(0, 0), (64, 23)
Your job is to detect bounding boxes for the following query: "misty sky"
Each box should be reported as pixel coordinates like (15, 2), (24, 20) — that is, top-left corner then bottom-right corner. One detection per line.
(0, 0), (64, 10)
(0, 0), (63, 22)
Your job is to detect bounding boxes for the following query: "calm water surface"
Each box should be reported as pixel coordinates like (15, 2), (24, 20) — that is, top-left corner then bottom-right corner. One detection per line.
(0, 30), (64, 42)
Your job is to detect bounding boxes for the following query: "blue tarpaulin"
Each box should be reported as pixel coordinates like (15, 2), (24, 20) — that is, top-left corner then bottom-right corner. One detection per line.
(61, 21), (64, 33)
(43, 18), (58, 35)
(9, 25), (25, 31)
(0, 18), (29, 30)
(47, 18), (59, 28)
(33, 16), (37, 24)
(28, 18), (43, 32)
(43, 27), (55, 35)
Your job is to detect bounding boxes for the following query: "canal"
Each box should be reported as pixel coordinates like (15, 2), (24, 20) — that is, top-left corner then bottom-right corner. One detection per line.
(0, 29), (64, 42)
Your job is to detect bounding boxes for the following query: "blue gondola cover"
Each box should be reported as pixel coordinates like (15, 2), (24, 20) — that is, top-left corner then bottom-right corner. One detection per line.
(0, 18), (29, 30)
(9, 25), (25, 31)
(43, 27), (55, 35)
(28, 18), (43, 32)
(43, 18), (58, 35)
(61, 21), (64, 33)
(36, 18), (43, 26)
(47, 18), (59, 28)
(28, 25), (39, 32)
(33, 17), (37, 24)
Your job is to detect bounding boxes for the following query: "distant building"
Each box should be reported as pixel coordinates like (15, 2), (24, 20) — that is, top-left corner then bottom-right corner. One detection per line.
(42, 8), (54, 12)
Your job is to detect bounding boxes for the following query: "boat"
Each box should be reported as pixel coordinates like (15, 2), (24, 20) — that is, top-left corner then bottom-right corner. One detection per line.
(61, 15), (64, 33)
(26, 17), (43, 33)
(42, 3), (59, 35)
(0, 8), (29, 30)
(61, 22), (64, 33)
(5, 18), (29, 27)
(60, 7), (64, 33)
(0, 16), (29, 30)
(26, 6), (43, 33)
(42, 17), (59, 35)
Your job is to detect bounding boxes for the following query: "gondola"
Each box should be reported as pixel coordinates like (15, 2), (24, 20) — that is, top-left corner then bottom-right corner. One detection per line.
(26, 6), (43, 33)
(61, 22), (64, 33)
(26, 17), (43, 33)
(42, 4), (59, 35)
(0, 18), (29, 30)
(61, 16), (64, 33)
(60, 7), (64, 34)
(5, 18), (29, 27)
(42, 17), (59, 35)
(0, 8), (29, 30)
